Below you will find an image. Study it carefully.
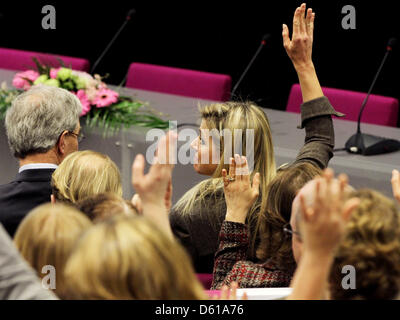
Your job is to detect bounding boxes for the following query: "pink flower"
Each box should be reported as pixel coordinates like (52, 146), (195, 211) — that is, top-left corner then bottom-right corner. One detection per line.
(92, 88), (119, 108)
(76, 90), (91, 116)
(12, 70), (40, 90)
(50, 68), (61, 79)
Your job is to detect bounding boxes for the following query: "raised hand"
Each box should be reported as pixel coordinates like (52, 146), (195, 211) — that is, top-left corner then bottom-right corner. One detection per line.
(131, 131), (177, 237)
(222, 154), (260, 224)
(282, 3), (315, 71)
(391, 169), (400, 204)
(298, 168), (359, 255)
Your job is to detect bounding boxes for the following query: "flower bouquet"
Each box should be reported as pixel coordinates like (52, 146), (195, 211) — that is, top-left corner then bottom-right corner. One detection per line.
(1, 59), (169, 136)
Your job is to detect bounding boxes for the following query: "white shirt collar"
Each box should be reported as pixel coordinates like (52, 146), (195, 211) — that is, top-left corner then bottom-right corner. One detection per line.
(19, 163), (58, 173)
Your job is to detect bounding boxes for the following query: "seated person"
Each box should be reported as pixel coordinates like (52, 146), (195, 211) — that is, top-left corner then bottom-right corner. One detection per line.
(170, 3), (342, 274)
(76, 192), (138, 223)
(51, 150), (122, 204)
(289, 170), (400, 300)
(0, 85), (82, 237)
(14, 203), (92, 298)
(64, 132), (209, 299)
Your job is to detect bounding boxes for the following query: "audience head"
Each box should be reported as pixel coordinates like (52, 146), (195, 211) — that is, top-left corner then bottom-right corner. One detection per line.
(192, 101), (275, 182)
(14, 203), (92, 298)
(5, 85), (82, 162)
(329, 189), (400, 300)
(64, 215), (206, 299)
(176, 101), (276, 229)
(51, 150), (122, 204)
(254, 162), (322, 271)
(76, 192), (137, 223)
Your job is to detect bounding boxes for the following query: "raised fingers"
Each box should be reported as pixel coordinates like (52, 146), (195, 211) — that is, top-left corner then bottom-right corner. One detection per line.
(282, 23), (291, 49)
(300, 193), (313, 222)
(342, 197), (360, 222)
(306, 8), (314, 36)
(299, 3), (307, 34)
(228, 157), (236, 180)
(252, 172), (261, 196)
(391, 169), (400, 202)
(132, 154), (145, 187)
(292, 6), (301, 37)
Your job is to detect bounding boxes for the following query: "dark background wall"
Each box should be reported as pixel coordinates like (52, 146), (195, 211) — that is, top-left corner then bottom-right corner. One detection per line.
(0, 0), (399, 123)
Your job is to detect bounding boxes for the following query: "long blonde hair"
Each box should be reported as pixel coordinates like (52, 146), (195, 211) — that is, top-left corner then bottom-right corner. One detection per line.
(14, 203), (92, 298)
(174, 101), (276, 230)
(64, 215), (206, 300)
(51, 150), (122, 203)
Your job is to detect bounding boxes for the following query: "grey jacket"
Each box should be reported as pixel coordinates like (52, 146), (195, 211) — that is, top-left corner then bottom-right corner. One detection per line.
(0, 223), (57, 300)
(169, 96), (343, 273)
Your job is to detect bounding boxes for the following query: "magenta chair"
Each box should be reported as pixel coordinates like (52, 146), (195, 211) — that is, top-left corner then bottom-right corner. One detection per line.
(0, 47), (90, 72)
(197, 273), (213, 290)
(126, 62), (232, 101)
(286, 84), (399, 127)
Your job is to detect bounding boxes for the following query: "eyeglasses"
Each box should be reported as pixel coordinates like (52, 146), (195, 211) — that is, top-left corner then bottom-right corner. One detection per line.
(283, 223), (302, 240)
(67, 131), (85, 142)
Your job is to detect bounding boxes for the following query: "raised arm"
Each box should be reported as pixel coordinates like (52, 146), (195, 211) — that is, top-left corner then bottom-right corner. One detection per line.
(212, 155), (260, 288)
(283, 3), (322, 102)
(131, 131), (177, 239)
(282, 3), (343, 169)
(288, 169), (359, 300)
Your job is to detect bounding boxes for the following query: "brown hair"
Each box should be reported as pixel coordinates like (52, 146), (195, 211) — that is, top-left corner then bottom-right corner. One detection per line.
(51, 150), (122, 204)
(75, 192), (138, 223)
(253, 162), (322, 272)
(14, 203), (92, 298)
(64, 215), (206, 300)
(329, 189), (400, 300)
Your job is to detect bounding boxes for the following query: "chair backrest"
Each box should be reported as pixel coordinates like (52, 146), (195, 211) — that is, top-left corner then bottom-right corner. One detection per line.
(196, 273), (213, 290)
(0, 47), (90, 72)
(126, 62), (232, 101)
(286, 83), (399, 127)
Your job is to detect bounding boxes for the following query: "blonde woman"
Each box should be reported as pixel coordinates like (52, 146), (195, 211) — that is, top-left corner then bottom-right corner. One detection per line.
(51, 150), (122, 204)
(170, 3), (343, 273)
(14, 203), (92, 298)
(64, 215), (206, 300)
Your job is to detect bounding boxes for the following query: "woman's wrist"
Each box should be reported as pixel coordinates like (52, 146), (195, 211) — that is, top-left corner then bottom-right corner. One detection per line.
(302, 248), (335, 265)
(293, 61), (315, 74)
(225, 209), (247, 224)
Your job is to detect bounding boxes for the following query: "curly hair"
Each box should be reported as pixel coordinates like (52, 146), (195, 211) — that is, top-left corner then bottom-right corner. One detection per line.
(329, 189), (400, 300)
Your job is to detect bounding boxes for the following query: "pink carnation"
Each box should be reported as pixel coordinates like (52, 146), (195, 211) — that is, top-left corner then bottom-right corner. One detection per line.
(50, 68), (61, 79)
(76, 90), (91, 116)
(12, 70), (40, 90)
(93, 88), (119, 108)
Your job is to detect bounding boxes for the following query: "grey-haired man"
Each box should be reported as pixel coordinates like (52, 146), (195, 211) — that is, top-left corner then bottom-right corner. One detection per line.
(0, 85), (82, 237)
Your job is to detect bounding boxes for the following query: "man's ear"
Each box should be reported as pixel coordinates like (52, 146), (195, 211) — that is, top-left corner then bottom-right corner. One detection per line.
(57, 131), (67, 156)
(51, 194), (56, 204)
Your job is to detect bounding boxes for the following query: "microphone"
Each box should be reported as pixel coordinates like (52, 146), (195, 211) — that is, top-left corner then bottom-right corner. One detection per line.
(91, 8), (136, 74)
(345, 38), (400, 156)
(231, 34), (270, 97)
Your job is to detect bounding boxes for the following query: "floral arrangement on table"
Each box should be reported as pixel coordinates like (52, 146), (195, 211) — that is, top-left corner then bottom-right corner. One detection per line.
(0, 59), (169, 136)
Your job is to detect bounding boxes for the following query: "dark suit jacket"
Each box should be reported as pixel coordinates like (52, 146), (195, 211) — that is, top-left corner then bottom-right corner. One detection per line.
(0, 169), (55, 238)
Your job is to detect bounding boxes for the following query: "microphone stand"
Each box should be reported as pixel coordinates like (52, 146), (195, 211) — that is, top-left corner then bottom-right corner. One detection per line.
(231, 34), (270, 97)
(345, 40), (400, 156)
(91, 9), (136, 74)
